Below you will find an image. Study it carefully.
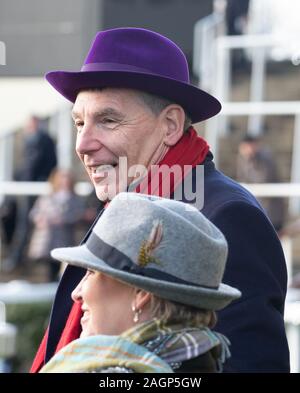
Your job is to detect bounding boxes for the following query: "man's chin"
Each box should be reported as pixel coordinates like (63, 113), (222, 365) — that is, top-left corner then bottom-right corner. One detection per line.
(94, 184), (122, 202)
(95, 189), (111, 202)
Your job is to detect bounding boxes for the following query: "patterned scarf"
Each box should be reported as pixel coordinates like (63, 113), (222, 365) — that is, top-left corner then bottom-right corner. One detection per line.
(39, 319), (230, 373)
(123, 319), (230, 372)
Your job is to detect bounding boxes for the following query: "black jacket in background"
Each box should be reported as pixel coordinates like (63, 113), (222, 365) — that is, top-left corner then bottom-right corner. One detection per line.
(19, 130), (57, 181)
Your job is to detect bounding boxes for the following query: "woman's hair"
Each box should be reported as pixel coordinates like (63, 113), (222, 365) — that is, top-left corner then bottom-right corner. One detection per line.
(150, 296), (217, 328)
(137, 289), (217, 328)
(48, 168), (76, 193)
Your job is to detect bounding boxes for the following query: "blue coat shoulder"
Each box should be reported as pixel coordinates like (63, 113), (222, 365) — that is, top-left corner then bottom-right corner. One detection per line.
(191, 153), (289, 372)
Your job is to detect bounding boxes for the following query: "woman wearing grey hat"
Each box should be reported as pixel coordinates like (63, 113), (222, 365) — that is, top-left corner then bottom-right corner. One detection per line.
(40, 193), (241, 373)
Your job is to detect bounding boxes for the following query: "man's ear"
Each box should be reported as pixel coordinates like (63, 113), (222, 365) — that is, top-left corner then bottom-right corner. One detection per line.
(161, 105), (185, 146)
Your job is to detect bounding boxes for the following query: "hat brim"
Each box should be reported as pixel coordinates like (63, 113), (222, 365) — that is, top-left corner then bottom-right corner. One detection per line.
(51, 245), (241, 311)
(46, 70), (221, 124)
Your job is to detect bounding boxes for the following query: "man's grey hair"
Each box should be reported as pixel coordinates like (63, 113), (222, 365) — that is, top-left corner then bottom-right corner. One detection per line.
(136, 91), (192, 132)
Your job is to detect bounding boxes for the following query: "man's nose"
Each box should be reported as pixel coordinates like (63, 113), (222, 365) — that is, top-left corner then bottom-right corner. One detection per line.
(76, 125), (103, 156)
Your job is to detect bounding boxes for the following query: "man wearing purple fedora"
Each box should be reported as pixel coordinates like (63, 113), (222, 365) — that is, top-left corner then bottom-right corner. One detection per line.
(31, 28), (289, 372)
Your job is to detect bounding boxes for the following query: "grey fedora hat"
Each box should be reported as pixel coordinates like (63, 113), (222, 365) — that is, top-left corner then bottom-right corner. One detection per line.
(51, 193), (241, 310)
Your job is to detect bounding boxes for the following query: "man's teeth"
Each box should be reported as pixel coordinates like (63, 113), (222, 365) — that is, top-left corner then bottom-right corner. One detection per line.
(94, 164), (115, 173)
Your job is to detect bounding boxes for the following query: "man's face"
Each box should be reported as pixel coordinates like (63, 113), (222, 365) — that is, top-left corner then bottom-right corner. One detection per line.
(72, 88), (167, 201)
(24, 116), (39, 135)
(238, 142), (257, 159)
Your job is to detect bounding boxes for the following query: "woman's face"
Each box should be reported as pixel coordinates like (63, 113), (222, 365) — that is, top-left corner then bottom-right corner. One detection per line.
(71, 269), (135, 337)
(57, 171), (73, 190)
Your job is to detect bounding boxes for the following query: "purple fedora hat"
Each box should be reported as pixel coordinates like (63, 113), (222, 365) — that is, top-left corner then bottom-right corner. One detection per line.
(46, 27), (221, 123)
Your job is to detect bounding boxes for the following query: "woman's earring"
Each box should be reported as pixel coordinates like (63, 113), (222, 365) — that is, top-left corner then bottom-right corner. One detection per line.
(132, 305), (142, 323)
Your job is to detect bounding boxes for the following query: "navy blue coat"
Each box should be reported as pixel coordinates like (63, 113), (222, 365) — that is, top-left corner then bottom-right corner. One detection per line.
(201, 153), (289, 372)
(45, 152), (289, 372)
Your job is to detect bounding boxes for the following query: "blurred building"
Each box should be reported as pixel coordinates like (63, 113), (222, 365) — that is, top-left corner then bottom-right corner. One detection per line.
(0, 0), (213, 77)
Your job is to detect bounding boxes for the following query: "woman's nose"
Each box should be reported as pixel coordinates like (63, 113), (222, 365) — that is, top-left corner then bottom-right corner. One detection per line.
(71, 279), (83, 303)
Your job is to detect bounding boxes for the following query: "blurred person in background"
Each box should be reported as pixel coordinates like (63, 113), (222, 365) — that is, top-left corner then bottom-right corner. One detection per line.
(236, 135), (285, 232)
(2, 115), (57, 272)
(40, 193), (241, 373)
(82, 190), (103, 226)
(225, 0), (250, 36)
(15, 116), (57, 183)
(225, 0), (250, 70)
(31, 27), (289, 373)
(0, 197), (17, 247)
(28, 169), (85, 281)
(278, 218), (300, 289)
(279, 219), (300, 239)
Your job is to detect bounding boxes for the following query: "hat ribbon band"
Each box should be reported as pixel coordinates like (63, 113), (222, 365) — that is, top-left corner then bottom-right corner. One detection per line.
(86, 232), (218, 290)
(81, 62), (154, 74)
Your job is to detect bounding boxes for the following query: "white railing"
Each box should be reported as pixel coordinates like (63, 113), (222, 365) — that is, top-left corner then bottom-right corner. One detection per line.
(49, 105), (73, 170)
(243, 183), (298, 285)
(1, 181), (298, 199)
(242, 183), (300, 197)
(0, 181), (93, 196)
(0, 301), (17, 372)
(212, 34), (291, 135)
(204, 33), (300, 168)
(193, 11), (225, 91)
(193, 26), (287, 135)
(206, 101), (300, 215)
(206, 101), (300, 212)
(0, 129), (18, 205)
(285, 289), (300, 373)
(208, 101), (300, 216)
(193, 15), (300, 211)
(0, 180), (299, 278)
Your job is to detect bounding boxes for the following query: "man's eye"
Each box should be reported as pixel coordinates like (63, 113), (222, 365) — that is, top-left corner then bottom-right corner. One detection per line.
(75, 121), (84, 128)
(102, 118), (119, 128)
(103, 118), (116, 124)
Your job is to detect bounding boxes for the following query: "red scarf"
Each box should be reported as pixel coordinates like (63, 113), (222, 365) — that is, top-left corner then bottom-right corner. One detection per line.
(30, 127), (209, 373)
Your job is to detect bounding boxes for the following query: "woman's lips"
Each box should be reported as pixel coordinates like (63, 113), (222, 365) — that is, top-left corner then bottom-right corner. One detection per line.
(81, 311), (90, 324)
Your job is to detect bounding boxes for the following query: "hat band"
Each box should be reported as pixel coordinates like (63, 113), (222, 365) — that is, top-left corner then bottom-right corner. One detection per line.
(81, 62), (155, 74)
(86, 232), (218, 290)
